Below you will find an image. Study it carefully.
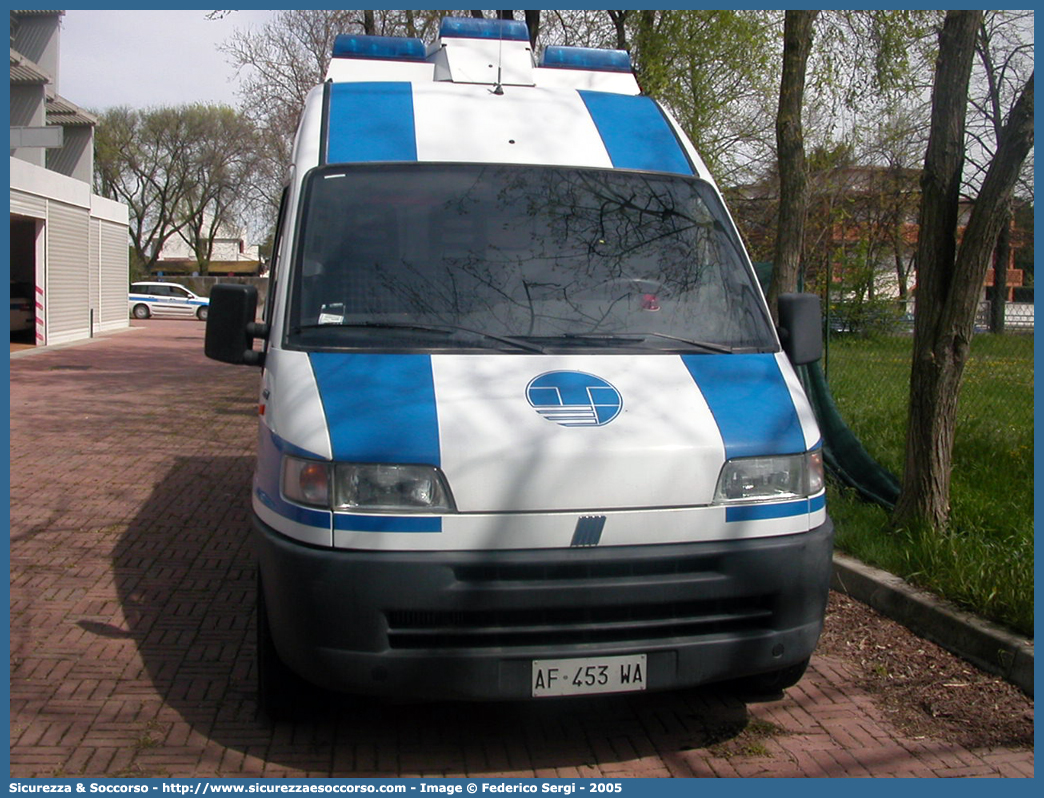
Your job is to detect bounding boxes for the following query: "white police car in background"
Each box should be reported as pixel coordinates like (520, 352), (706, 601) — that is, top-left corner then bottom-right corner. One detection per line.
(129, 282), (209, 320)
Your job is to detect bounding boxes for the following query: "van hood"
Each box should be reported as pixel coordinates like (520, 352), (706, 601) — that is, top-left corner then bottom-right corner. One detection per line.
(306, 352), (818, 514)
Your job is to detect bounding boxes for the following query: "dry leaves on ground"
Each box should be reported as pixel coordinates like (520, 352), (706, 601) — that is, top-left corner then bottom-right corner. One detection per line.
(818, 591), (1033, 749)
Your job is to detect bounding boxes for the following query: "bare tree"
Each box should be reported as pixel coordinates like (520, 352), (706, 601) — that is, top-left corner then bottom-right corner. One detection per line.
(867, 102), (931, 300)
(177, 107), (261, 273)
(606, 10), (630, 50)
(766, 10), (818, 321)
(967, 11), (1035, 332)
(893, 10), (1034, 532)
(221, 10), (448, 229)
(94, 104), (260, 275)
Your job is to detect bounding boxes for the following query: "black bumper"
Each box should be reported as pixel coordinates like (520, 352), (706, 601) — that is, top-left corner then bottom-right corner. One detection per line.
(255, 514), (834, 700)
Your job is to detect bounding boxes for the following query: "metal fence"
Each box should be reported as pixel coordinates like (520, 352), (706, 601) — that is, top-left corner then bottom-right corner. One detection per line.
(974, 299), (1035, 332)
(821, 297), (1034, 496)
(825, 294), (1034, 337)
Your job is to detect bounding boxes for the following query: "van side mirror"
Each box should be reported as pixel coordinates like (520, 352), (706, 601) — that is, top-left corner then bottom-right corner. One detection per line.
(204, 283), (268, 367)
(777, 293), (823, 365)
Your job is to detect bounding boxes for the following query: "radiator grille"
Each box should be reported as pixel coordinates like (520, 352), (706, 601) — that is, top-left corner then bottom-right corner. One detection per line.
(385, 595), (773, 650)
(452, 554), (724, 583)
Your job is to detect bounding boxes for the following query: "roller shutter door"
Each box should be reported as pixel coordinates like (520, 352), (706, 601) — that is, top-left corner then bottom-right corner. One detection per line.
(10, 189), (46, 220)
(45, 201), (90, 344)
(89, 216), (100, 332)
(96, 218), (129, 330)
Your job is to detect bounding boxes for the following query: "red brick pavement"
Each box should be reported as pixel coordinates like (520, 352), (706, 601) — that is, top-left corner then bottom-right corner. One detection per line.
(9, 322), (1034, 778)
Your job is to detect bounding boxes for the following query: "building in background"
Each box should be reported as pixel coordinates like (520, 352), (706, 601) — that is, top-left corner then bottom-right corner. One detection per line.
(153, 218), (263, 277)
(10, 9), (129, 346)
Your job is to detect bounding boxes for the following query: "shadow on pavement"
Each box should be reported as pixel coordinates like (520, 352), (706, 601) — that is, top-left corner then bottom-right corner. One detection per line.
(111, 454), (754, 774)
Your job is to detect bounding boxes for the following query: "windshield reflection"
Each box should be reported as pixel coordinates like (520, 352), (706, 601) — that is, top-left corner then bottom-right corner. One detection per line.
(289, 164), (774, 352)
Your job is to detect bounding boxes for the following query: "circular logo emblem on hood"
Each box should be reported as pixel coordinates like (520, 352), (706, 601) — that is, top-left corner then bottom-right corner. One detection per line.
(526, 371), (623, 427)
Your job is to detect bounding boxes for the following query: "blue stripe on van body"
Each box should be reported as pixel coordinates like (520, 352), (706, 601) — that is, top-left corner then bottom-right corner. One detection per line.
(309, 353), (441, 466)
(682, 354), (806, 460)
(579, 91), (693, 175)
(326, 82), (417, 163)
(334, 514), (442, 533)
(255, 425), (331, 529)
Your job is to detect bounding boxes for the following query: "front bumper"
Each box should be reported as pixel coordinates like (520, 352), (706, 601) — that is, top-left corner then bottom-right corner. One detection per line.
(255, 513), (834, 700)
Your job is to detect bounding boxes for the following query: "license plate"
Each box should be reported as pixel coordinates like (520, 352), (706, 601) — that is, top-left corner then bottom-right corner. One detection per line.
(531, 654), (647, 697)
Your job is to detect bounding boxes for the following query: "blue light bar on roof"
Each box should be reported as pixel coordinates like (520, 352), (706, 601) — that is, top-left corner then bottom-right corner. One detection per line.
(332, 34), (426, 62)
(541, 46), (633, 73)
(439, 16), (530, 42)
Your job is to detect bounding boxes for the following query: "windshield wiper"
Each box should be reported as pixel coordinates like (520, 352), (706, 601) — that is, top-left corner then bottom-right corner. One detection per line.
(633, 332), (734, 354)
(529, 332), (734, 354)
(293, 321), (545, 353)
(559, 333), (644, 347)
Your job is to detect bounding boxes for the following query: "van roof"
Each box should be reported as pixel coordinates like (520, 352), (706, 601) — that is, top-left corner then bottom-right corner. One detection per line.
(325, 16), (641, 96)
(294, 16), (713, 182)
(322, 82), (694, 175)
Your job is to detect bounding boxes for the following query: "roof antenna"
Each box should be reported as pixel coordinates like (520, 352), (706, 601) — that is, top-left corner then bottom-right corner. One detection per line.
(492, 15), (505, 95)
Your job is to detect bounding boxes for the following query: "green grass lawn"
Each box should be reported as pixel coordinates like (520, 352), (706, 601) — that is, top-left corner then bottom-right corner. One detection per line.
(822, 333), (1034, 637)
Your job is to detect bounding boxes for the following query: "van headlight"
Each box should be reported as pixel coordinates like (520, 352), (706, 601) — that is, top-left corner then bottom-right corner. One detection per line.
(714, 451), (824, 503)
(282, 456), (455, 513)
(334, 463), (454, 512)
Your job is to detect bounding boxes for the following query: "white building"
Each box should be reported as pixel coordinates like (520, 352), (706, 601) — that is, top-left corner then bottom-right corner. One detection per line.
(10, 9), (129, 346)
(154, 217), (263, 276)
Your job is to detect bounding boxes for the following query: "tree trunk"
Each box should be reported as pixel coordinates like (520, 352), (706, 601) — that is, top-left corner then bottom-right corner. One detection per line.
(631, 11), (660, 94)
(989, 208), (1012, 332)
(524, 10), (540, 48)
(893, 247), (909, 300)
(607, 10), (629, 51)
(893, 11), (980, 533)
(893, 10), (1033, 533)
(766, 10), (818, 323)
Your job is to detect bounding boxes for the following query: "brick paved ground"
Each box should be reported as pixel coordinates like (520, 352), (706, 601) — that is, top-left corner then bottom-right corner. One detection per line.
(9, 322), (1034, 778)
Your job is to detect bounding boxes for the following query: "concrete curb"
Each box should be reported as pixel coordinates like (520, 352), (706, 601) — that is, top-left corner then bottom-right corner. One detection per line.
(831, 552), (1033, 697)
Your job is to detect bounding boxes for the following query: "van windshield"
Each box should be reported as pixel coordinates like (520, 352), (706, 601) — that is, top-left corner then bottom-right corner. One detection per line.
(287, 164), (775, 353)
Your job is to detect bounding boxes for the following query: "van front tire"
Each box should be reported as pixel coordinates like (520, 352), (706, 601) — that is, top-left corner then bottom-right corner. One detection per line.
(257, 572), (311, 721)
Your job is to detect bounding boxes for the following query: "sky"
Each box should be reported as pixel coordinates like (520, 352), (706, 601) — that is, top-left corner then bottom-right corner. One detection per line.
(58, 9), (278, 112)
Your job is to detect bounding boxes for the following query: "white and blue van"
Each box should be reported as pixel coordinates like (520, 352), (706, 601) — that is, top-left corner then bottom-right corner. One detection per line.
(205, 17), (833, 718)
